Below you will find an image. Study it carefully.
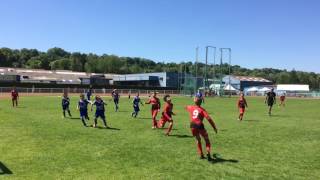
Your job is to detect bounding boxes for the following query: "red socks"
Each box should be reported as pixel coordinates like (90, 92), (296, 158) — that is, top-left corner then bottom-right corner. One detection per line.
(206, 142), (211, 154)
(197, 141), (203, 156)
(166, 123), (173, 134)
(152, 119), (158, 127)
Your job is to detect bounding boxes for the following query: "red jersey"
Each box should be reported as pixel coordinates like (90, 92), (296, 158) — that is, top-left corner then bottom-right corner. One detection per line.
(11, 90), (19, 98)
(280, 95), (285, 101)
(146, 97), (160, 110)
(237, 98), (247, 108)
(162, 102), (173, 119)
(186, 105), (209, 126)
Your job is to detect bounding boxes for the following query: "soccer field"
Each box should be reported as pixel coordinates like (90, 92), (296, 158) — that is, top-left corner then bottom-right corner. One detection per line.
(0, 95), (319, 179)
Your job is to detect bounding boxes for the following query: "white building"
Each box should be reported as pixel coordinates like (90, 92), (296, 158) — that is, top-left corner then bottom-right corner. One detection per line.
(223, 75), (273, 90)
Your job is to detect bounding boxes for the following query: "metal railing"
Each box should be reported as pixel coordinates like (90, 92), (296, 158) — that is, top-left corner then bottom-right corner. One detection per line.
(0, 87), (181, 96)
(1, 87), (319, 98)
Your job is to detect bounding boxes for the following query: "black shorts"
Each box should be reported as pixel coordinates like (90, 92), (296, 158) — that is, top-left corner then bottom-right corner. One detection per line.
(62, 105), (69, 110)
(95, 110), (105, 119)
(190, 123), (205, 130)
(268, 101), (274, 106)
(133, 105), (140, 112)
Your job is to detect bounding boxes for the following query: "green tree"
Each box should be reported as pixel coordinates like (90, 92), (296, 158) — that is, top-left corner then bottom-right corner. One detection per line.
(71, 52), (87, 72)
(50, 58), (71, 70)
(47, 47), (70, 60)
(26, 59), (42, 69)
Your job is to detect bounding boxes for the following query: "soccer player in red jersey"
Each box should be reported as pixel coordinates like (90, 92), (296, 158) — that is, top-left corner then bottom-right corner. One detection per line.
(11, 87), (19, 107)
(237, 92), (248, 121)
(185, 97), (218, 161)
(158, 95), (175, 136)
(279, 93), (286, 107)
(145, 92), (161, 129)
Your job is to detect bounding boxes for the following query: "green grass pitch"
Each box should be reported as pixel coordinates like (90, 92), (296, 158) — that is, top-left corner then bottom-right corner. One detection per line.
(0, 95), (319, 179)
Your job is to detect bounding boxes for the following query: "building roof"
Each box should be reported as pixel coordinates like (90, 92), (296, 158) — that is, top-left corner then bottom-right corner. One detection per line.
(0, 67), (116, 83)
(231, 75), (271, 82)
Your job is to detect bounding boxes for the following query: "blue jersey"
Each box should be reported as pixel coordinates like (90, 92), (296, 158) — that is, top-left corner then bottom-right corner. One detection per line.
(112, 92), (120, 100)
(62, 97), (70, 107)
(86, 90), (92, 100)
(78, 99), (90, 111)
(93, 100), (105, 112)
(195, 92), (203, 98)
(133, 96), (140, 107)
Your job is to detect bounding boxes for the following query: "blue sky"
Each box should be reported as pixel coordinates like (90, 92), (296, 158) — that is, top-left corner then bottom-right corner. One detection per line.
(1, 0), (320, 72)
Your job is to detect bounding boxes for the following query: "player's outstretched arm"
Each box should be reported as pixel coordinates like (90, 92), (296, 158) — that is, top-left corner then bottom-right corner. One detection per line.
(207, 116), (218, 134)
(145, 99), (151, 104)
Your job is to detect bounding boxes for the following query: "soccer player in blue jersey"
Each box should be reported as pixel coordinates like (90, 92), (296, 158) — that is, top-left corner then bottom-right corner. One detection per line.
(91, 95), (108, 128)
(195, 90), (205, 103)
(131, 93), (143, 118)
(111, 89), (120, 112)
(62, 93), (72, 118)
(77, 94), (91, 127)
(86, 87), (93, 101)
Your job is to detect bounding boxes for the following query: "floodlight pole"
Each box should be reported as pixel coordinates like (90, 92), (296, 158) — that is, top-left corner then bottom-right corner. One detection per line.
(220, 48), (232, 97)
(178, 63), (181, 92)
(318, 77), (320, 91)
(195, 47), (199, 94)
(184, 62), (187, 95)
(205, 46), (216, 91)
(219, 48), (223, 97)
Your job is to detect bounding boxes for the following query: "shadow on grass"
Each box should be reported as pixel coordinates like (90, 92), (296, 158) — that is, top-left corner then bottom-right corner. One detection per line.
(168, 134), (193, 138)
(158, 128), (178, 131)
(244, 119), (260, 122)
(269, 114), (290, 118)
(95, 126), (121, 131)
(16, 106), (26, 108)
(138, 117), (151, 120)
(117, 110), (129, 113)
(210, 154), (239, 164)
(0, 161), (13, 175)
(69, 117), (81, 120)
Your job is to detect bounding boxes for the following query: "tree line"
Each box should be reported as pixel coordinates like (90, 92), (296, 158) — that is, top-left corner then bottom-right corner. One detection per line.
(0, 47), (319, 89)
